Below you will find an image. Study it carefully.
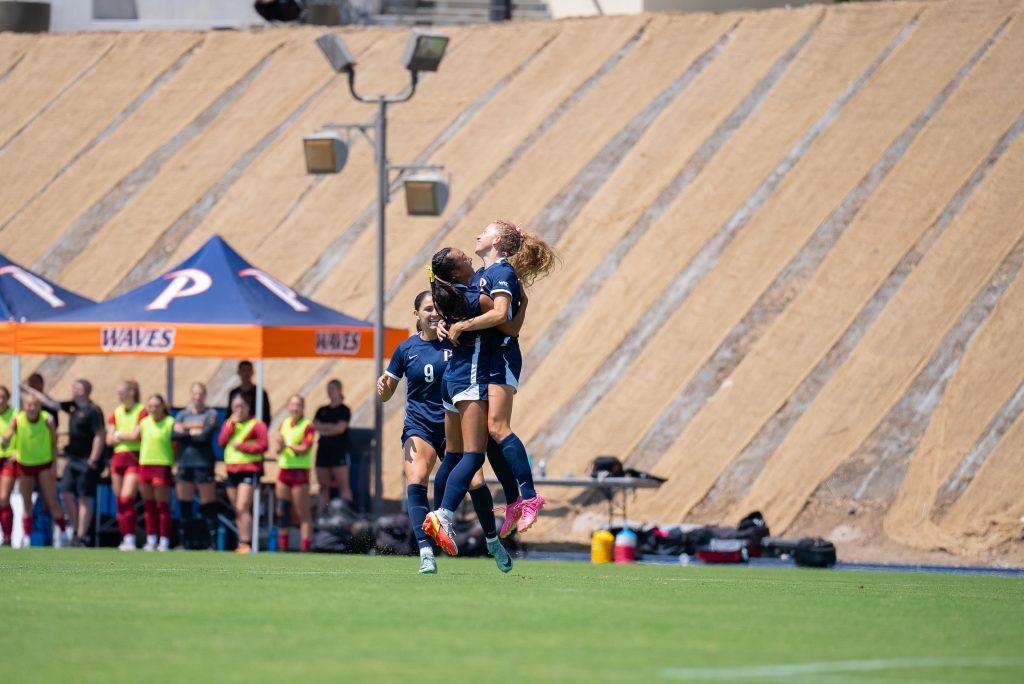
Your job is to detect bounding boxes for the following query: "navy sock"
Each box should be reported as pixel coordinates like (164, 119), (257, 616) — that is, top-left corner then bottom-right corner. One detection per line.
(440, 451), (485, 513)
(500, 434), (537, 499)
(434, 452), (462, 510)
(486, 437), (520, 504)
(407, 484), (432, 550)
(469, 485), (497, 538)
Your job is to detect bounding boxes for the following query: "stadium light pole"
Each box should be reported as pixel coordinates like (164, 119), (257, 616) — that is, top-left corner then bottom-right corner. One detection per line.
(311, 31), (449, 515)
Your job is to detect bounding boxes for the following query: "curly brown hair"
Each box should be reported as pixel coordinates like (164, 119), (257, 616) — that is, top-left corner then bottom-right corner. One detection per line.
(493, 219), (558, 287)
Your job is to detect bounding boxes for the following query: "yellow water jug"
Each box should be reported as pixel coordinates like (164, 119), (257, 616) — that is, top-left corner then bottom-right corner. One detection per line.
(591, 529), (615, 564)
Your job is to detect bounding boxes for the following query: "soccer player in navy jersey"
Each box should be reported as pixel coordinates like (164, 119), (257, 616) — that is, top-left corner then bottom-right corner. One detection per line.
(378, 290), (512, 574)
(451, 220), (558, 536)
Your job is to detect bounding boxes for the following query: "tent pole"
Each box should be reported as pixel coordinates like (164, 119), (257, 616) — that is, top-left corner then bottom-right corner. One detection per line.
(11, 355), (21, 411)
(165, 357), (174, 409)
(372, 99), (387, 517)
(253, 358), (264, 553)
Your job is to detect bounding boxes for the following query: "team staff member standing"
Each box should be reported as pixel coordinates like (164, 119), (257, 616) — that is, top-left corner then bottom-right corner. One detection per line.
(228, 360), (271, 425)
(26, 380), (105, 546)
(138, 395), (175, 552)
(313, 379), (352, 516)
(0, 387), (16, 545)
(1, 394), (69, 547)
(107, 381), (146, 551)
(218, 395), (268, 553)
(173, 382), (219, 549)
(274, 395), (316, 552)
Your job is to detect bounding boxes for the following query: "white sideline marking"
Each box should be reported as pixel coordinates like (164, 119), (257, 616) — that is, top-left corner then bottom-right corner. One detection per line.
(661, 657), (1024, 680)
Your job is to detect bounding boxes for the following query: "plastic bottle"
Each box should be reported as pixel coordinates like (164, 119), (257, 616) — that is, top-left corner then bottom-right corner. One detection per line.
(614, 528), (637, 563)
(591, 530), (615, 563)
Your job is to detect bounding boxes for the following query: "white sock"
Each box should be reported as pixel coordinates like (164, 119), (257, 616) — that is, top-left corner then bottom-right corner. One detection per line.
(420, 547), (434, 559)
(147, 535), (158, 545)
(485, 535), (498, 544)
(159, 536), (170, 545)
(124, 534), (136, 544)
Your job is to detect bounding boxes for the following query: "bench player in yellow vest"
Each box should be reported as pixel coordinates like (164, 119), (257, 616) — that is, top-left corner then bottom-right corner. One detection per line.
(138, 394), (176, 552)
(0, 386), (17, 545)
(106, 380), (146, 551)
(1, 393), (69, 547)
(216, 394), (268, 553)
(273, 395), (316, 552)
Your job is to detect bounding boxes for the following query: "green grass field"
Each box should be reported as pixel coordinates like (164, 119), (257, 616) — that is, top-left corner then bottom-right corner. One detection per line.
(1, 549), (1022, 683)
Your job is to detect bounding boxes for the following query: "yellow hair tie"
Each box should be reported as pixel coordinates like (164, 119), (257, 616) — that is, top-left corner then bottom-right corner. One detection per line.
(427, 264), (435, 283)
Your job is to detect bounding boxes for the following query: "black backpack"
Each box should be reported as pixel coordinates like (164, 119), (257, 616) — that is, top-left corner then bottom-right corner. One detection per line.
(374, 514), (417, 556)
(794, 538), (837, 568)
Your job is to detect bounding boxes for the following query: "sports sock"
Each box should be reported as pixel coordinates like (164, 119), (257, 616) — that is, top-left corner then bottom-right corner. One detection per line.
(0, 505), (12, 540)
(21, 514), (32, 537)
(156, 501), (172, 538)
(120, 497), (137, 537)
(440, 451), (485, 513)
(143, 499), (158, 537)
(200, 501), (218, 542)
(433, 452), (461, 510)
(406, 484), (432, 551)
(499, 434), (537, 499)
(54, 516), (67, 533)
(486, 438), (520, 504)
(469, 485), (497, 538)
(300, 537), (311, 552)
(278, 531), (289, 551)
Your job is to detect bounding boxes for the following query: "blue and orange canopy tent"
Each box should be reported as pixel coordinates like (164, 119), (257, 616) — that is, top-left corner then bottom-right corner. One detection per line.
(0, 253), (96, 408)
(16, 236), (407, 361)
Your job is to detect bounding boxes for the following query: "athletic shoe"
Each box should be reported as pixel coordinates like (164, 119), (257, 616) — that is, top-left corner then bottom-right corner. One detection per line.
(157, 537), (171, 552)
(421, 511), (458, 556)
(52, 528), (69, 548)
(516, 494), (546, 534)
(19, 536), (31, 548)
(486, 537), (513, 573)
(497, 498), (524, 539)
(236, 542), (251, 554)
(118, 537), (136, 552)
(143, 539), (158, 552)
(418, 554), (437, 575)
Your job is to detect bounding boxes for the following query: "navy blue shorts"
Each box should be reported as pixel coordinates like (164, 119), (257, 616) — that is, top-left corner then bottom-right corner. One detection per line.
(488, 337), (522, 390)
(402, 425), (445, 457)
(442, 339), (490, 411)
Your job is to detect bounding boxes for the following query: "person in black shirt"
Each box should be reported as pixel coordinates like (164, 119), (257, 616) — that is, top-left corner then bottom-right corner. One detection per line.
(173, 382), (220, 549)
(313, 378), (353, 516)
(228, 360), (271, 422)
(25, 379), (104, 546)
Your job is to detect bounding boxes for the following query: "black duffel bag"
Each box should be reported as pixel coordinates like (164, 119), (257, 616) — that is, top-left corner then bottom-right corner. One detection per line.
(590, 456), (624, 478)
(794, 538), (837, 568)
(374, 513), (417, 556)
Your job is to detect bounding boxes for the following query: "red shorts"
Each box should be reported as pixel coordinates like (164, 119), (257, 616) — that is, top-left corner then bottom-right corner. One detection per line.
(15, 462), (52, 478)
(110, 451), (140, 476)
(277, 468), (310, 487)
(0, 457), (15, 478)
(139, 465), (173, 487)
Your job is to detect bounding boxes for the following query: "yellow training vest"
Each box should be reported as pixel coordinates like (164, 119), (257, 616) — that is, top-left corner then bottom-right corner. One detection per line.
(0, 407), (14, 459)
(279, 417), (313, 470)
(139, 414), (175, 467)
(224, 419), (263, 465)
(114, 403), (144, 453)
(14, 410), (53, 466)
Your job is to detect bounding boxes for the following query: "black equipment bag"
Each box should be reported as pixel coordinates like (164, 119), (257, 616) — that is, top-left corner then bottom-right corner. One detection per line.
(590, 456), (624, 478)
(374, 514), (417, 556)
(794, 538), (837, 568)
(311, 527), (354, 554)
(762, 536), (801, 558)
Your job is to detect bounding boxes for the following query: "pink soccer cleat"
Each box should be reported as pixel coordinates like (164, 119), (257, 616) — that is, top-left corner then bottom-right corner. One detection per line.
(516, 495), (545, 534)
(497, 498), (524, 539)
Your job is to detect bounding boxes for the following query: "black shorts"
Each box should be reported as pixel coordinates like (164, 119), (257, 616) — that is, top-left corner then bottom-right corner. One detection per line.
(315, 449), (350, 469)
(226, 471), (260, 488)
(60, 460), (99, 499)
(177, 464), (216, 485)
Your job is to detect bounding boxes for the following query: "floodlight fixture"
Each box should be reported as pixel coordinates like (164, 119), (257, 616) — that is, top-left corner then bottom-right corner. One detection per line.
(401, 31), (449, 73)
(303, 130), (348, 174)
(403, 170), (449, 216)
(316, 32), (357, 73)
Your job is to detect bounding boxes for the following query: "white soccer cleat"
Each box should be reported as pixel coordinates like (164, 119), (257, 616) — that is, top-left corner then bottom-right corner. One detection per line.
(119, 536), (136, 551)
(19, 535), (31, 548)
(52, 528), (69, 548)
(142, 538), (158, 552)
(157, 537), (171, 552)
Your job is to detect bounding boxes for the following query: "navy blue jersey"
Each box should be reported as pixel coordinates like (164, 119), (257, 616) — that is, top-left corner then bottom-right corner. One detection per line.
(385, 335), (453, 431)
(475, 259), (522, 382)
(442, 282), (490, 407)
(474, 259), (520, 320)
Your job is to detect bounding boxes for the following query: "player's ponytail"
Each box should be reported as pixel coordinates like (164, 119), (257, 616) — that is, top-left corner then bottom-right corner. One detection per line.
(494, 219), (558, 287)
(429, 248), (471, 324)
